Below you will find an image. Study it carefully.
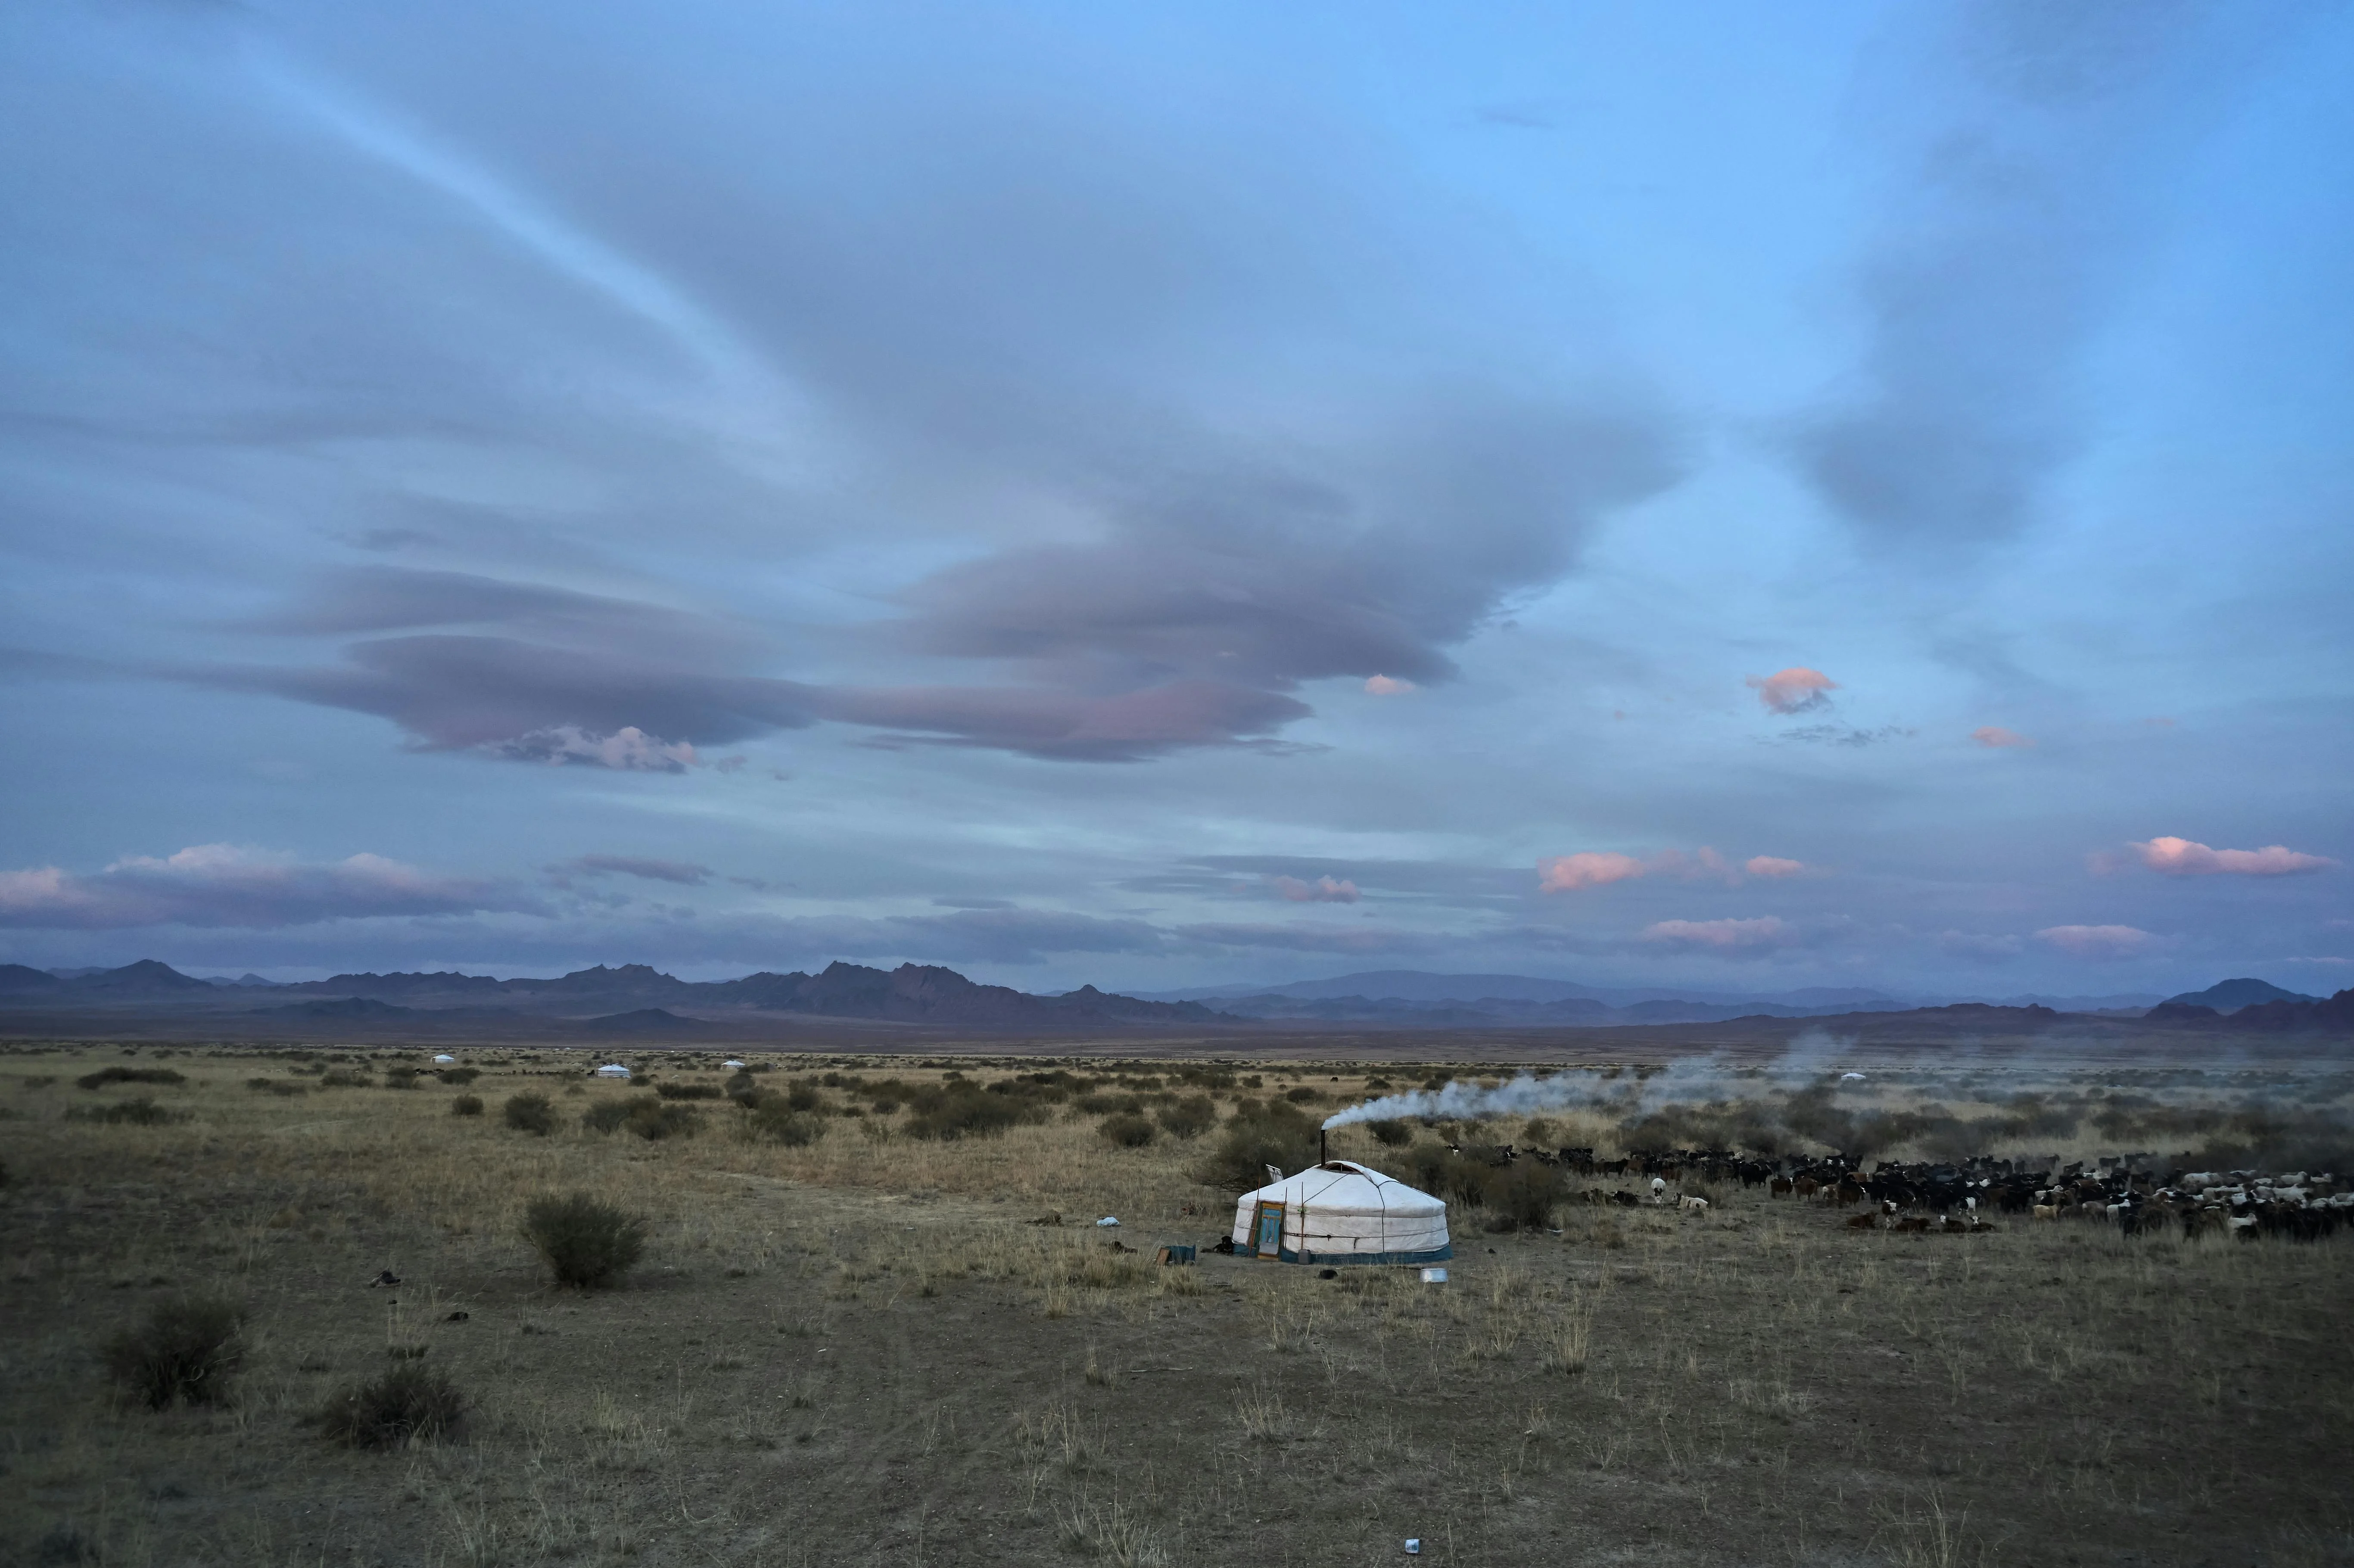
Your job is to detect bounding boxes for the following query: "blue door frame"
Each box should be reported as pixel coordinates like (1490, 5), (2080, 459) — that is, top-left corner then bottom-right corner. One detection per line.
(1252, 1200), (1284, 1259)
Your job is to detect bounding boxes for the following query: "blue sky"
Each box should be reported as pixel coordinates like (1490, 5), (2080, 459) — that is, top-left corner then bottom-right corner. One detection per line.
(2, 0), (2348, 995)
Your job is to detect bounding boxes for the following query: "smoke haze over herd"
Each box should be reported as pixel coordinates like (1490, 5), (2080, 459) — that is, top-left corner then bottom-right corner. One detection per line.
(1, 1), (2348, 995)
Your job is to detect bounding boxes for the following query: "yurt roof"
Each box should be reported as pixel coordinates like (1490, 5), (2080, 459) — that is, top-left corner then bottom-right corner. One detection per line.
(1238, 1160), (1444, 1217)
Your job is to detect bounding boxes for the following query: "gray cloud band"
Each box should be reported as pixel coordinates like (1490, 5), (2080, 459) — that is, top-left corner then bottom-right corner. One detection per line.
(174, 402), (1679, 773)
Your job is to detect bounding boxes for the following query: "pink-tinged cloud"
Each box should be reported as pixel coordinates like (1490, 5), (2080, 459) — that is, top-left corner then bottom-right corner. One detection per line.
(1363, 675), (1417, 696)
(1540, 846), (1784, 893)
(0, 844), (536, 930)
(1270, 874), (1361, 904)
(1639, 916), (1798, 952)
(2132, 837), (2336, 878)
(2035, 924), (2158, 959)
(1971, 726), (2033, 749)
(1538, 852), (1650, 893)
(1746, 667), (1838, 715)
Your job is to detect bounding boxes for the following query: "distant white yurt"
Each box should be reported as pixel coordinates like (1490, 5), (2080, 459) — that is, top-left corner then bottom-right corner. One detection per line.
(1231, 1160), (1450, 1266)
(722, 1059), (746, 1070)
(432, 1054), (457, 1065)
(594, 1063), (632, 1079)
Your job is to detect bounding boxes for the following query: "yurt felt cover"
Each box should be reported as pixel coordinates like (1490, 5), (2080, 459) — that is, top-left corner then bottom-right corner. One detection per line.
(1230, 1160), (1451, 1265)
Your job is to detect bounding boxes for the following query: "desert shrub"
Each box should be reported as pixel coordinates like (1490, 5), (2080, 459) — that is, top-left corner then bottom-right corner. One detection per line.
(902, 1080), (1041, 1142)
(1479, 1160), (1569, 1231)
(450, 1094), (484, 1117)
(1156, 1094), (1218, 1140)
(503, 1093), (557, 1135)
(319, 1363), (465, 1449)
(1098, 1112), (1157, 1148)
(1622, 1101), (1790, 1157)
(103, 1295), (243, 1409)
(75, 1066), (184, 1091)
(580, 1098), (637, 1133)
(1366, 1118), (1414, 1147)
(742, 1099), (826, 1145)
(21, 1075), (56, 1089)
(319, 1069), (371, 1088)
(1074, 1091), (1144, 1115)
(246, 1077), (308, 1097)
(1522, 1117), (1558, 1145)
(522, 1192), (647, 1287)
(1283, 1086), (1321, 1104)
(1193, 1101), (1320, 1192)
(1402, 1142), (1497, 1208)
(783, 1081), (823, 1113)
(435, 1067), (480, 1086)
(66, 1097), (185, 1126)
(624, 1100), (700, 1141)
(654, 1081), (722, 1100)
(381, 1067), (420, 1089)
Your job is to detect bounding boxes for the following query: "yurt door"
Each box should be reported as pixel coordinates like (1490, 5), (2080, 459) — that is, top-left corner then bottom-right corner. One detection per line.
(1252, 1201), (1285, 1259)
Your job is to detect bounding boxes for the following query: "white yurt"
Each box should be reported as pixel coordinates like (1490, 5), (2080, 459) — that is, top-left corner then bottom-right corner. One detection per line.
(1231, 1160), (1451, 1266)
(593, 1063), (632, 1079)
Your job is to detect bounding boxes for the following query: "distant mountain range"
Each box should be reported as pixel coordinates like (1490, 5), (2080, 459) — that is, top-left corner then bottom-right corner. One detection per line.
(0, 958), (1221, 1030)
(2145, 977), (2352, 1032)
(2158, 977), (2317, 1011)
(1134, 968), (2167, 1024)
(1, 958), (2345, 1040)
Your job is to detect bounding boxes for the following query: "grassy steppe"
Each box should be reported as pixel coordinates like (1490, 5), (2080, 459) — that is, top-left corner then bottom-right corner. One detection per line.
(2, 1044), (2350, 1568)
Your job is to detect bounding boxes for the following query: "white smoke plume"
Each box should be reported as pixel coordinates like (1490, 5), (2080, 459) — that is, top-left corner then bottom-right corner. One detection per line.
(1323, 1033), (1872, 1132)
(1322, 1072), (1583, 1130)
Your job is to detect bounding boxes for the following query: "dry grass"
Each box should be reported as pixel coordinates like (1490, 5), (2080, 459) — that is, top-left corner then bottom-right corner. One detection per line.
(0, 1044), (2349, 1567)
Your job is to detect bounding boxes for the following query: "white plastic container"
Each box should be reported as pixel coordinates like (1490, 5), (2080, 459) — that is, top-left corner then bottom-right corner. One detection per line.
(1419, 1267), (1448, 1284)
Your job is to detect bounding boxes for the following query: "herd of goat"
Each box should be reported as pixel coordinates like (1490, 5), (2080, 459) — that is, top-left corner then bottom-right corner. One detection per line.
(1448, 1144), (2351, 1240)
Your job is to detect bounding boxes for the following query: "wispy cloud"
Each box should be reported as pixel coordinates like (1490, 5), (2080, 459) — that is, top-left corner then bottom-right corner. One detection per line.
(0, 845), (533, 930)
(1776, 724), (1914, 748)
(550, 855), (715, 887)
(1536, 851), (1651, 893)
(1270, 874), (1361, 904)
(1170, 921), (1436, 955)
(1363, 675), (1418, 696)
(2035, 923), (2158, 959)
(1971, 725), (2034, 748)
(1638, 916), (1800, 953)
(1792, 2), (2297, 551)
(2132, 837), (2336, 877)
(1539, 846), (1805, 893)
(1940, 930), (2025, 963)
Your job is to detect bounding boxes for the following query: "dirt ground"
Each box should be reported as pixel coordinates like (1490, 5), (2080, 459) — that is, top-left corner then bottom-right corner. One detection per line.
(3, 1042), (2350, 1568)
